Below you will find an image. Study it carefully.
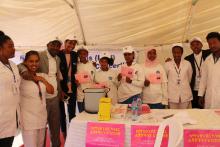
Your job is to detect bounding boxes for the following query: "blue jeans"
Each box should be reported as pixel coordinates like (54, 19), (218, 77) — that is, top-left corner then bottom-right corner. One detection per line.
(148, 103), (165, 109)
(120, 94), (141, 104)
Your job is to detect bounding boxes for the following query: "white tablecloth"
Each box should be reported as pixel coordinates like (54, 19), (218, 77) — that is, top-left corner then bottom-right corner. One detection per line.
(65, 109), (220, 147)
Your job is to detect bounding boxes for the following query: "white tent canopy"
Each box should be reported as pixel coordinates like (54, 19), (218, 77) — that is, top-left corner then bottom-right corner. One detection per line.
(1, 0), (220, 48)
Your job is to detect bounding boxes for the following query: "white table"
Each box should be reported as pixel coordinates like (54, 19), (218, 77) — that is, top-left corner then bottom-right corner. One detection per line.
(65, 109), (220, 147)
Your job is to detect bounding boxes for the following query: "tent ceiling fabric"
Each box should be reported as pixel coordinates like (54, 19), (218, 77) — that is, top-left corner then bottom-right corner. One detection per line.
(0, 0), (81, 46)
(1, 0), (220, 47)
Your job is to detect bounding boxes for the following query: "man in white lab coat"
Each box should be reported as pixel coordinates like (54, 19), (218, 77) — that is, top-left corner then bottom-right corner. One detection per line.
(198, 32), (220, 109)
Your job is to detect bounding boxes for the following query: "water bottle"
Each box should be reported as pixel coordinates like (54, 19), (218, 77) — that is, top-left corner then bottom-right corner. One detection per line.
(131, 99), (138, 121)
(137, 98), (142, 116)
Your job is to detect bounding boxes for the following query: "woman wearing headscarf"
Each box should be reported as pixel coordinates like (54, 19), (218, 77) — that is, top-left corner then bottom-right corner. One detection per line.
(117, 46), (145, 104)
(142, 48), (168, 109)
(94, 52), (118, 104)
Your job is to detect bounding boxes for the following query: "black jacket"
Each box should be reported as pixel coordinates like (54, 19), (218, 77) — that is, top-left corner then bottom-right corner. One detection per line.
(184, 49), (211, 90)
(58, 50), (78, 94)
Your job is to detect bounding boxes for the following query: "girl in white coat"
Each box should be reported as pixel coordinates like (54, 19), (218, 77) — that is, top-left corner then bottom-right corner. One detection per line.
(117, 46), (145, 104)
(0, 33), (20, 146)
(94, 54), (118, 104)
(20, 51), (54, 147)
(198, 32), (220, 109)
(165, 44), (193, 109)
(76, 47), (96, 112)
(142, 49), (168, 109)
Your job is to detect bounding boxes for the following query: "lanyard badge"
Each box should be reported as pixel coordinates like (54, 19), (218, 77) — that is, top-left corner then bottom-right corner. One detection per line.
(177, 79), (181, 85)
(12, 83), (19, 95)
(174, 64), (181, 85)
(194, 56), (203, 78)
(4, 63), (19, 95)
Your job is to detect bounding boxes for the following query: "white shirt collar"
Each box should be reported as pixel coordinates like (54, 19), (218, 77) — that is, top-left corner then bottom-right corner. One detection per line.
(46, 49), (55, 59)
(78, 61), (89, 65)
(194, 51), (202, 58)
(126, 61), (136, 67)
(194, 51), (203, 65)
(171, 59), (183, 68)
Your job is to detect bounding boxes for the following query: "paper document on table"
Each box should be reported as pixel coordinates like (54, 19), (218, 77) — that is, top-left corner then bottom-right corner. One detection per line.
(111, 104), (128, 119)
(172, 111), (197, 125)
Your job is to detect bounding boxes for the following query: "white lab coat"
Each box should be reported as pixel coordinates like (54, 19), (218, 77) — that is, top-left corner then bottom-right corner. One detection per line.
(20, 73), (47, 130)
(94, 68), (118, 104)
(165, 60), (193, 103)
(0, 61), (20, 138)
(198, 55), (220, 109)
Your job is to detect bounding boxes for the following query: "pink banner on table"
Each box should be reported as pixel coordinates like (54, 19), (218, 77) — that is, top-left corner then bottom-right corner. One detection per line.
(131, 125), (169, 147)
(121, 66), (134, 78)
(184, 129), (220, 147)
(86, 122), (125, 147)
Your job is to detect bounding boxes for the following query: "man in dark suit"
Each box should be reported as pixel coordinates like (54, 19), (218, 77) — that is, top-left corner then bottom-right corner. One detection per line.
(58, 37), (78, 138)
(185, 37), (211, 108)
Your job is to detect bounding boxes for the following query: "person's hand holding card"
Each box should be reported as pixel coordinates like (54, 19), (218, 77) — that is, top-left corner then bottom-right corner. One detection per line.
(121, 66), (134, 78)
(75, 72), (91, 84)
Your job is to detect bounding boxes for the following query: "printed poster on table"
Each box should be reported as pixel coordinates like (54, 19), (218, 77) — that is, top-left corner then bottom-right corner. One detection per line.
(86, 122), (125, 147)
(184, 129), (220, 147)
(131, 125), (169, 147)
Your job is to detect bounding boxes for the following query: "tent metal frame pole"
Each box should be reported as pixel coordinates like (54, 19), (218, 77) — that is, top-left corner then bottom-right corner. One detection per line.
(182, 0), (199, 42)
(63, 0), (74, 8)
(182, 5), (194, 42)
(72, 0), (87, 45)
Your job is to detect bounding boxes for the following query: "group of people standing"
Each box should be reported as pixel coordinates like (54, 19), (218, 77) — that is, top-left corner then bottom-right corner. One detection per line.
(1, 30), (220, 147)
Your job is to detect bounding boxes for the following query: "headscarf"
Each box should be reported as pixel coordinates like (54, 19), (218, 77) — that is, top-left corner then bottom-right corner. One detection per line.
(145, 48), (159, 67)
